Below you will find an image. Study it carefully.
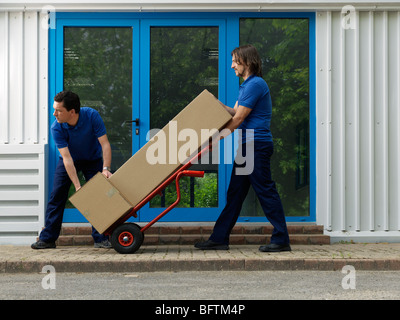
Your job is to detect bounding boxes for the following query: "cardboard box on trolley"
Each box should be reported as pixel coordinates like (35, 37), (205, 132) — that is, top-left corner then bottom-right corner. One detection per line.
(68, 172), (133, 234)
(69, 90), (232, 234)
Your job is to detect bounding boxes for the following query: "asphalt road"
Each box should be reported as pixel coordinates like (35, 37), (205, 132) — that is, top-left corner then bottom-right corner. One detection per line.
(1, 270), (399, 300)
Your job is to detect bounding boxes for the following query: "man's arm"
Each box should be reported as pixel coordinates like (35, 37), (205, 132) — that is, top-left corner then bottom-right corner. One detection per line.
(219, 104), (252, 140)
(98, 134), (112, 178)
(219, 100), (239, 116)
(219, 100), (238, 117)
(58, 147), (81, 191)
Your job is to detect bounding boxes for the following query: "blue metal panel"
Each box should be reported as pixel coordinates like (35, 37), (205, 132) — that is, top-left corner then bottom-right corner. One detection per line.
(309, 13), (317, 224)
(48, 17), (57, 197)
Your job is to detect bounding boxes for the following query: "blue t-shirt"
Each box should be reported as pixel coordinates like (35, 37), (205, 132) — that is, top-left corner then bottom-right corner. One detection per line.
(237, 75), (273, 143)
(51, 107), (106, 161)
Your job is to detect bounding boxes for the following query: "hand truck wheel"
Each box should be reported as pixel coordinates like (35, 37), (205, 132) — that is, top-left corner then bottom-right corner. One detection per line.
(110, 223), (144, 254)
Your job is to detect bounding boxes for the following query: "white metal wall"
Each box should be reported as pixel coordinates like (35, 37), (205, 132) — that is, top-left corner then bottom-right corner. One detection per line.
(0, 11), (48, 244)
(316, 10), (400, 242)
(0, 145), (47, 244)
(0, 11), (48, 145)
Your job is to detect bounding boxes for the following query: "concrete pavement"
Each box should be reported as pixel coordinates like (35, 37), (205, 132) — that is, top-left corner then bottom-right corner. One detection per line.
(1, 243), (400, 273)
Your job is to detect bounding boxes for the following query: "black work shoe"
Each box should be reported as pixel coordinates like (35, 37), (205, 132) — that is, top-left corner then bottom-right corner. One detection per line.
(194, 240), (229, 250)
(31, 240), (56, 250)
(94, 240), (112, 249)
(259, 243), (291, 252)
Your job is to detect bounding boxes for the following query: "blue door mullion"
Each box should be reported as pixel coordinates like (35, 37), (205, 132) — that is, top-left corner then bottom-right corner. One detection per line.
(131, 20), (141, 161)
(224, 15), (239, 200)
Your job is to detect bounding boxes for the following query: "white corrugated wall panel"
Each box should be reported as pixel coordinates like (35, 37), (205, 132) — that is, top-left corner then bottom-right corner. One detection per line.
(0, 11), (48, 244)
(0, 144), (47, 244)
(24, 11), (39, 144)
(0, 11), (48, 145)
(388, 11), (400, 232)
(0, 12), (9, 144)
(8, 12), (24, 144)
(316, 9), (400, 242)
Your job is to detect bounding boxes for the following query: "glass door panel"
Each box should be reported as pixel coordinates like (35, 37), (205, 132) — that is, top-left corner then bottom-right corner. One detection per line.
(149, 26), (219, 209)
(63, 27), (133, 209)
(138, 19), (227, 222)
(238, 18), (310, 218)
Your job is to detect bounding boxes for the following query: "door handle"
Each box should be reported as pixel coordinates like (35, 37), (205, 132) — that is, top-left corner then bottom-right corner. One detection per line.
(124, 118), (139, 126)
(123, 118), (140, 135)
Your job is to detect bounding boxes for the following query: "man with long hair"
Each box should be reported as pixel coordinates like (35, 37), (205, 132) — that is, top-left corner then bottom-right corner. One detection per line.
(195, 45), (291, 252)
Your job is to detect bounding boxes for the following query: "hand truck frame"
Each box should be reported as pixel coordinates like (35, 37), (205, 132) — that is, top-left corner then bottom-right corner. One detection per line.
(104, 145), (211, 254)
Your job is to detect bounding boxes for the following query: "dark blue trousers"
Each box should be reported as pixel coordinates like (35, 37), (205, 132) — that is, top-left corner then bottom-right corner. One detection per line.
(210, 141), (290, 245)
(39, 158), (108, 243)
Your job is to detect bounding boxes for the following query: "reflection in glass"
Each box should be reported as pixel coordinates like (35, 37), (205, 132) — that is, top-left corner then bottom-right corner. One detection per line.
(239, 18), (310, 217)
(149, 27), (219, 208)
(63, 27), (133, 207)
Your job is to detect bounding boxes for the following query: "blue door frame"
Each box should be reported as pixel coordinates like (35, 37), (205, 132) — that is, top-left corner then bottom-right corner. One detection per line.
(48, 12), (316, 223)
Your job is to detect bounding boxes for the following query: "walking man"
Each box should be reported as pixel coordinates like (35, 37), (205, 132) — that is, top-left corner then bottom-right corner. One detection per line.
(195, 45), (291, 252)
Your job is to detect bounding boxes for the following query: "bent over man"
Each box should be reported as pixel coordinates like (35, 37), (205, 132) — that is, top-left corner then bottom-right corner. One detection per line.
(32, 91), (113, 249)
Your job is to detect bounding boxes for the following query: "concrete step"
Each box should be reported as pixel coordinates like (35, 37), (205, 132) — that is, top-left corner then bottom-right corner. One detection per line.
(57, 224), (330, 246)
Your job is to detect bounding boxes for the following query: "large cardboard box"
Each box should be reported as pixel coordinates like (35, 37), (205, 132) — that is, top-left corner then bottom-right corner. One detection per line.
(109, 89), (232, 205)
(69, 90), (232, 234)
(69, 172), (133, 234)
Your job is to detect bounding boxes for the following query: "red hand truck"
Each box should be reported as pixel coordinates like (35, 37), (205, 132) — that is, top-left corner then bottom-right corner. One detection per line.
(104, 145), (211, 254)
